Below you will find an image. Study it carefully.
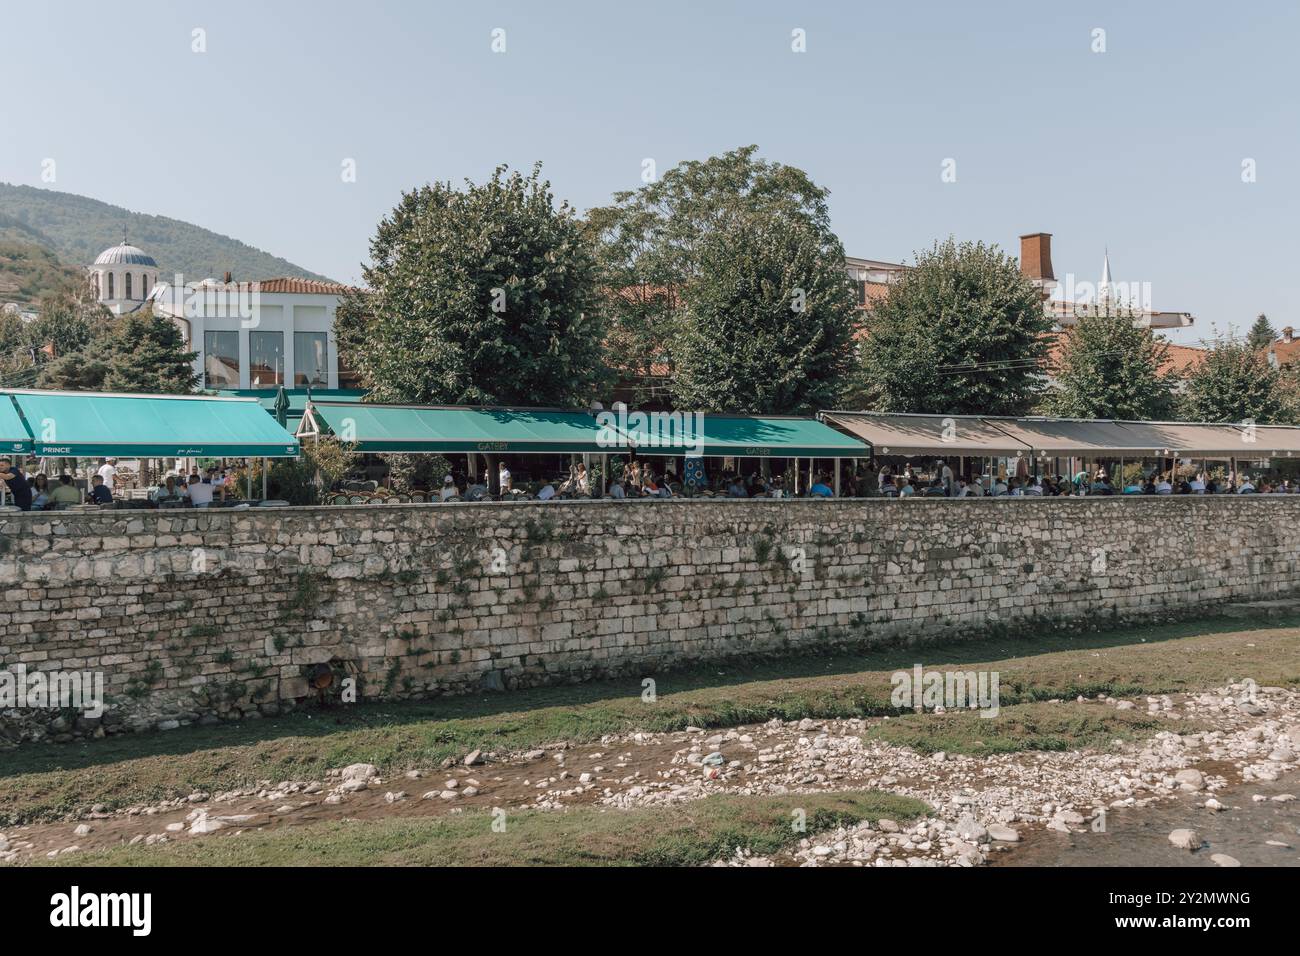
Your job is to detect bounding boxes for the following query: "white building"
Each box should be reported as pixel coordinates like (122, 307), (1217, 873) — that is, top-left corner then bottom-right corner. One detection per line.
(150, 275), (358, 390)
(89, 239), (159, 315)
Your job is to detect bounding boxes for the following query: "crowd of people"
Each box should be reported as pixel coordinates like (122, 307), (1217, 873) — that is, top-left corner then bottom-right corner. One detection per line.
(0, 457), (241, 512)
(871, 461), (1294, 498)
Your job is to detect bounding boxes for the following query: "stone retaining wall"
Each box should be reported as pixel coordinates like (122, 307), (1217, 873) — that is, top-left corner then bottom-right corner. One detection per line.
(1, 497), (1297, 744)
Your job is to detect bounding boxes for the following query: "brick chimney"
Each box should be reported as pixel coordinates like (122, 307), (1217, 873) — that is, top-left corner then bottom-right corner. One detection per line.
(1019, 232), (1056, 302)
(223, 270), (233, 284)
(1019, 233), (1055, 282)
(1284, 327), (1294, 343)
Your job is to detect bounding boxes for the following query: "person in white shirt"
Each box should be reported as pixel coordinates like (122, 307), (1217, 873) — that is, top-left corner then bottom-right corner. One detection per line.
(440, 475), (457, 501)
(186, 472), (216, 507)
(97, 459), (118, 488)
(499, 464), (511, 492)
(938, 460), (954, 497)
(967, 478), (985, 497)
(1190, 475), (1206, 494)
(1155, 477), (1173, 494)
(536, 482), (557, 501)
(1238, 477), (1256, 494)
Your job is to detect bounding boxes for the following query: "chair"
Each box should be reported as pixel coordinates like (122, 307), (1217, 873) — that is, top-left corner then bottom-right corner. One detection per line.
(347, 494), (365, 505)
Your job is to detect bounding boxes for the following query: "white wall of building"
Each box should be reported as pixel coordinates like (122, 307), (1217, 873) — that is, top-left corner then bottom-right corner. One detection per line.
(151, 284), (343, 390)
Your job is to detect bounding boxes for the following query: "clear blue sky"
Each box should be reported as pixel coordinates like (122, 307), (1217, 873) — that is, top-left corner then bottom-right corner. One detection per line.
(2, 0), (1296, 343)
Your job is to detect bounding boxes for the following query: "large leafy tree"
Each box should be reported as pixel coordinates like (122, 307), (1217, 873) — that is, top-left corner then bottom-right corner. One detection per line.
(101, 309), (198, 393)
(859, 238), (1051, 415)
(586, 145), (848, 403)
(1044, 307), (1178, 420)
(0, 285), (111, 386)
(672, 216), (857, 413)
(337, 164), (606, 407)
(37, 352), (109, 391)
(1181, 335), (1290, 424)
(1247, 313), (1277, 351)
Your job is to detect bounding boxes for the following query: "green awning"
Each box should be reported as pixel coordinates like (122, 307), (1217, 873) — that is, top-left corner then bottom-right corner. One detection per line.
(615, 413), (869, 458)
(0, 395), (33, 455)
(6, 390), (300, 457)
(301, 402), (612, 453)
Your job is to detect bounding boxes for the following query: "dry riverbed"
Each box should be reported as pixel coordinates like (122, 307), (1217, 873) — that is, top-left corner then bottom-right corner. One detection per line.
(3, 681), (1296, 867)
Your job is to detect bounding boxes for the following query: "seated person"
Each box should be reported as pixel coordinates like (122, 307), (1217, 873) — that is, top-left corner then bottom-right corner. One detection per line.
(151, 475), (182, 502)
(536, 481), (557, 501)
(88, 474), (114, 505)
(185, 472), (216, 508)
(726, 476), (748, 498)
(49, 474), (83, 506)
(810, 474), (835, 497)
(440, 475), (458, 501)
(609, 479), (626, 499)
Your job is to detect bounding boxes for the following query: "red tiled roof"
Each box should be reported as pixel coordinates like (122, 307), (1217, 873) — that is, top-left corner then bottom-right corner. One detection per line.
(189, 277), (353, 295)
(1160, 343), (1208, 374)
(1268, 336), (1300, 367)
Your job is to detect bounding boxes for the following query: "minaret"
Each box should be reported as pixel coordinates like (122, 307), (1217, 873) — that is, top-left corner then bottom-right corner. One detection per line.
(1098, 248), (1114, 309)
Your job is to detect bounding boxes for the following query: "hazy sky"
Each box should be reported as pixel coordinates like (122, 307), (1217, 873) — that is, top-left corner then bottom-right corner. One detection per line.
(2, 0), (1296, 343)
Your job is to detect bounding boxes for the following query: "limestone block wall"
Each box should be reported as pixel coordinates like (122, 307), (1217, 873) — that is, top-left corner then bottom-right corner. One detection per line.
(1, 497), (1297, 742)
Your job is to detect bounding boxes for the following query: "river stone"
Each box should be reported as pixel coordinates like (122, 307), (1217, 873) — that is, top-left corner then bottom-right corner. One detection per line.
(1174, 769), (1206, 791)
(955, 816), (987, 842)
(1211, 853), (1241, 867)
(987, 824), (1020, 842)
(1168, 828), (1201, 850)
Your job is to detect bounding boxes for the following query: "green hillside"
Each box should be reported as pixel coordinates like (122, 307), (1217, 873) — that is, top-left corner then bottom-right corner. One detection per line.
(0, 183), (335, 291)
(0, 238), (85, 307)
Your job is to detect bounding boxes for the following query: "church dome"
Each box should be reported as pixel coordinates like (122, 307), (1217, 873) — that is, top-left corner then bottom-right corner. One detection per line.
(94, 240), (157, 267)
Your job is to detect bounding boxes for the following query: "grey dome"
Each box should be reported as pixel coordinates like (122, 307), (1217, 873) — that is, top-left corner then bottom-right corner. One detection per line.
(94, 241), (157, 267)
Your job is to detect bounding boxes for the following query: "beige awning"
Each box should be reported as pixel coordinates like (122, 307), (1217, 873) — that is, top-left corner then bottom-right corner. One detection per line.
(981, 419), (1138, 455)
(1108, 422), (1255, 457)
(1237, 425), (1300, 458)
(821, 413), (1030, 457)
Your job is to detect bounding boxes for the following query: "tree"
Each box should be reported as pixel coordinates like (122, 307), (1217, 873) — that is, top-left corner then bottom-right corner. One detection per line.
(586, 145), (846, 401)
(28, 286), (113, 356)
(101, 309), (198, 393)
(259, 438), (357, 505)
(36, 352), (109, 391)
(337, 164), (606, 407)
(671, 216), (857, 413)
(1247, 313), (1276, 351)
(1181, 335), (1290, 424)
(1043, 307), (1179, 420)
(0, 285), (110, 386)
(858, 238), (1051, 415)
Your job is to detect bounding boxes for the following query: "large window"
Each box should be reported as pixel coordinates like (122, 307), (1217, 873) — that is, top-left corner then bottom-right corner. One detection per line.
(203, 330), (240, 388)
(249, 331), (284, 386)
(107, 272), (114, 299)
(294, 331), (328, 386)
